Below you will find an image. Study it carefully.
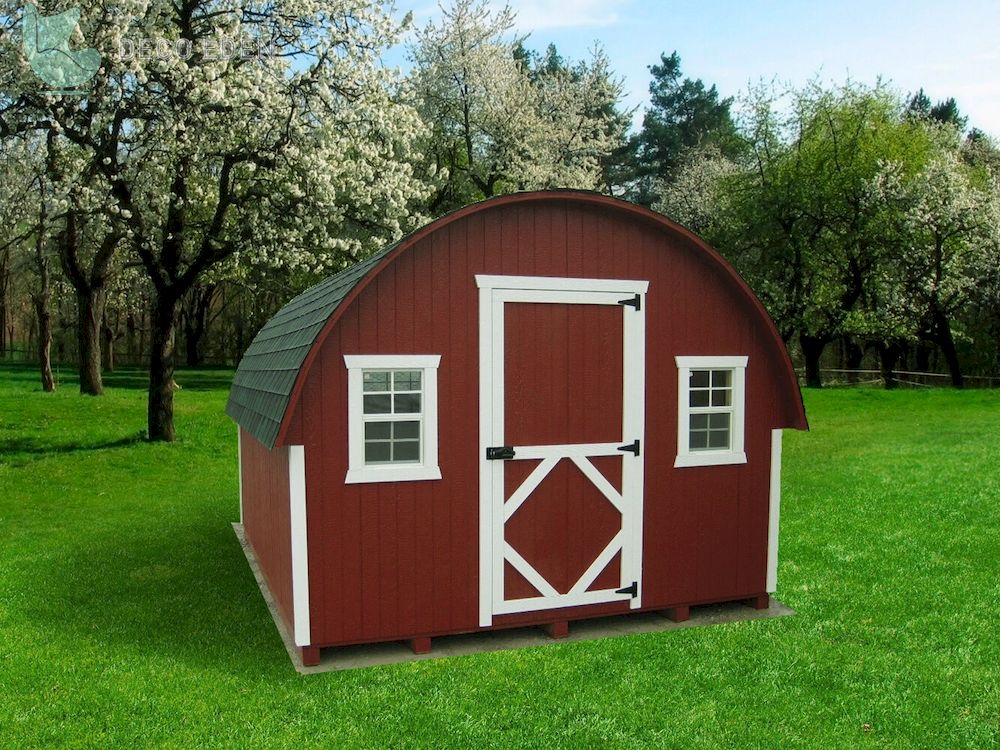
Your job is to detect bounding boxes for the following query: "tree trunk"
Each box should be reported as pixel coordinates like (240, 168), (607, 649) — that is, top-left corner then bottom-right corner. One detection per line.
(35, 297), (55, 392)
(125, 311), (137, 366)
(183, 295), (206, 366)
(234, 301), (245, 366)
(184, 320), (200, 367)
(990, 302), (1000, 374)
(33, 233), (55, 393)
(138, 308), (147, 367)
(147, 293), (180, 441)
(914, 342), (930, 373)
(933, 311), (963, 388)
(799, 333), (827, 388)
(27, 315), (36, 359)
(0, 248), (9, 358)
(102, 318), (115, 373)
(184, 283), (219, 367)
(843, 337), (864, 383)
(77, 287), (106, 395)
(877, 343), (900, 389)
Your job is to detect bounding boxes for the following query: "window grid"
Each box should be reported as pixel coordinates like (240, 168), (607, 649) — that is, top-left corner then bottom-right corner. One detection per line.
(361, 369), (424, 465)
(688, 368), (734, 452)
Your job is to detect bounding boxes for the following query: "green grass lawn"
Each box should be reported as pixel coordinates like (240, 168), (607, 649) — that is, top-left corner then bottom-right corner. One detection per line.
(0, 363), (997, 748)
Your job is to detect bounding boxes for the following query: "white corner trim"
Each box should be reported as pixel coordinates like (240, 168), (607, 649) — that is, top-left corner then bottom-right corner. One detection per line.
(766, 429), (783, 593)
(674, 355), (748, 468)
(343, 354), (442, 484)
(237, 426), (244, 525)
(475, 274), (648, 294)
(288, 445), (311, 647)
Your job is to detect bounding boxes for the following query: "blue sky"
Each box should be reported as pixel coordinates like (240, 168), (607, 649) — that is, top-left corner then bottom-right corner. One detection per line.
(399, 0), (1000, 136)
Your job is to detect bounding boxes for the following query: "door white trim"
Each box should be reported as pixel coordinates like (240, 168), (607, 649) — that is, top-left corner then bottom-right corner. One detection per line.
(477, 275), (647, 626)
(571, 456), (625, 514)
(503, 457), (560, 521)
(476, 274), (650, 294)
(570, 530), (626, 595)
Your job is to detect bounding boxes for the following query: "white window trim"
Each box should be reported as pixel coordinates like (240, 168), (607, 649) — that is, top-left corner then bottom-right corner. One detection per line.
(343, 354), (442, 484)
(674, 355), (748, 468)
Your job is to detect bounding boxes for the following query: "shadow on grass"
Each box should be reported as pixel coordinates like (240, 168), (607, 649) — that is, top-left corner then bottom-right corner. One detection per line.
(0, 432), (148, 465)
(20, 515), (287, 673)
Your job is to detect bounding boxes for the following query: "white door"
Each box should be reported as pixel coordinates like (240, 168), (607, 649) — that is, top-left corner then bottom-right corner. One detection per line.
(476, 275), (647, 625)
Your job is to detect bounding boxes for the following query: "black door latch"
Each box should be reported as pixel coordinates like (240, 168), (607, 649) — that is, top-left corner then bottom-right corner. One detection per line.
(486, 446), (516, 460)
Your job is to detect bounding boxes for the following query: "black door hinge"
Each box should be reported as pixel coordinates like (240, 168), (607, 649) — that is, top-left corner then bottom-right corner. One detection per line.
(616, 581), (638, 598)
(617, 439), (640, 456)
(486, 446), (516, 460)
(618, 293), (641, 311)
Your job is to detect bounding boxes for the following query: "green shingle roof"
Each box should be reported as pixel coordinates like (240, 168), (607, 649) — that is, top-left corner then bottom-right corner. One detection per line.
(226, 245), (396, 448)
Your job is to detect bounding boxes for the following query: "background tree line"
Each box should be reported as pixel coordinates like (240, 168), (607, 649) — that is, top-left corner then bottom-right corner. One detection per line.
(1, 0), (998, 442)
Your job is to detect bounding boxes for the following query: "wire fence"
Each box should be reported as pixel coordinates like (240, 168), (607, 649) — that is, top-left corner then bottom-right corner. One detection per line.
(808, 368), (1000, 388)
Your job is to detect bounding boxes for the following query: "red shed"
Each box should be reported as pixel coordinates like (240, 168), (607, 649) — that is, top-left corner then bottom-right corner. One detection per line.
(227, 191), (807, 666)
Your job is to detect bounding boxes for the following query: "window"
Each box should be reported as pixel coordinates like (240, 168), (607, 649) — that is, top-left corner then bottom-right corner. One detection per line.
(674, 356), (747, 468)
(344, 355), (441, 483)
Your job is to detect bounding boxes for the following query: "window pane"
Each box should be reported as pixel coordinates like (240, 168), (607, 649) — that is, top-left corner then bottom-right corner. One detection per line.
(708, 412), (731, 430)
(707, 430), (730, 449)
(690, 413), (709, 430)
(364, 441), (391, 463)
(363, 371), (390, 392)
(393, 370), (421, 391)
(690, 370), (710, 388)
(365, 422), (391, 440)
(363, 394), (391, 414)
(689, 430), (709, 450)
(393, 440), (420, 462)
(711, 389), (732, 407)
(393, 420), (420, 439)
(711, 369), (732, 388)
(689, 390), (710, 407)
(394, 393), (421, 413)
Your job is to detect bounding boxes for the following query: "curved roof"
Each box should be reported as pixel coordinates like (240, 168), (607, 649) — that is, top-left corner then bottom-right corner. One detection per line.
(228, 191), (807, 448)
(225, 247), (394, 447)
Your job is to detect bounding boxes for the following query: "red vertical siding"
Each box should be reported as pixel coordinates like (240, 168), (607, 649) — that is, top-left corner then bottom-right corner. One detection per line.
(284, 198), (799, 647)
(501, 302), (625, 598)
(239, 429), (295, 635)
